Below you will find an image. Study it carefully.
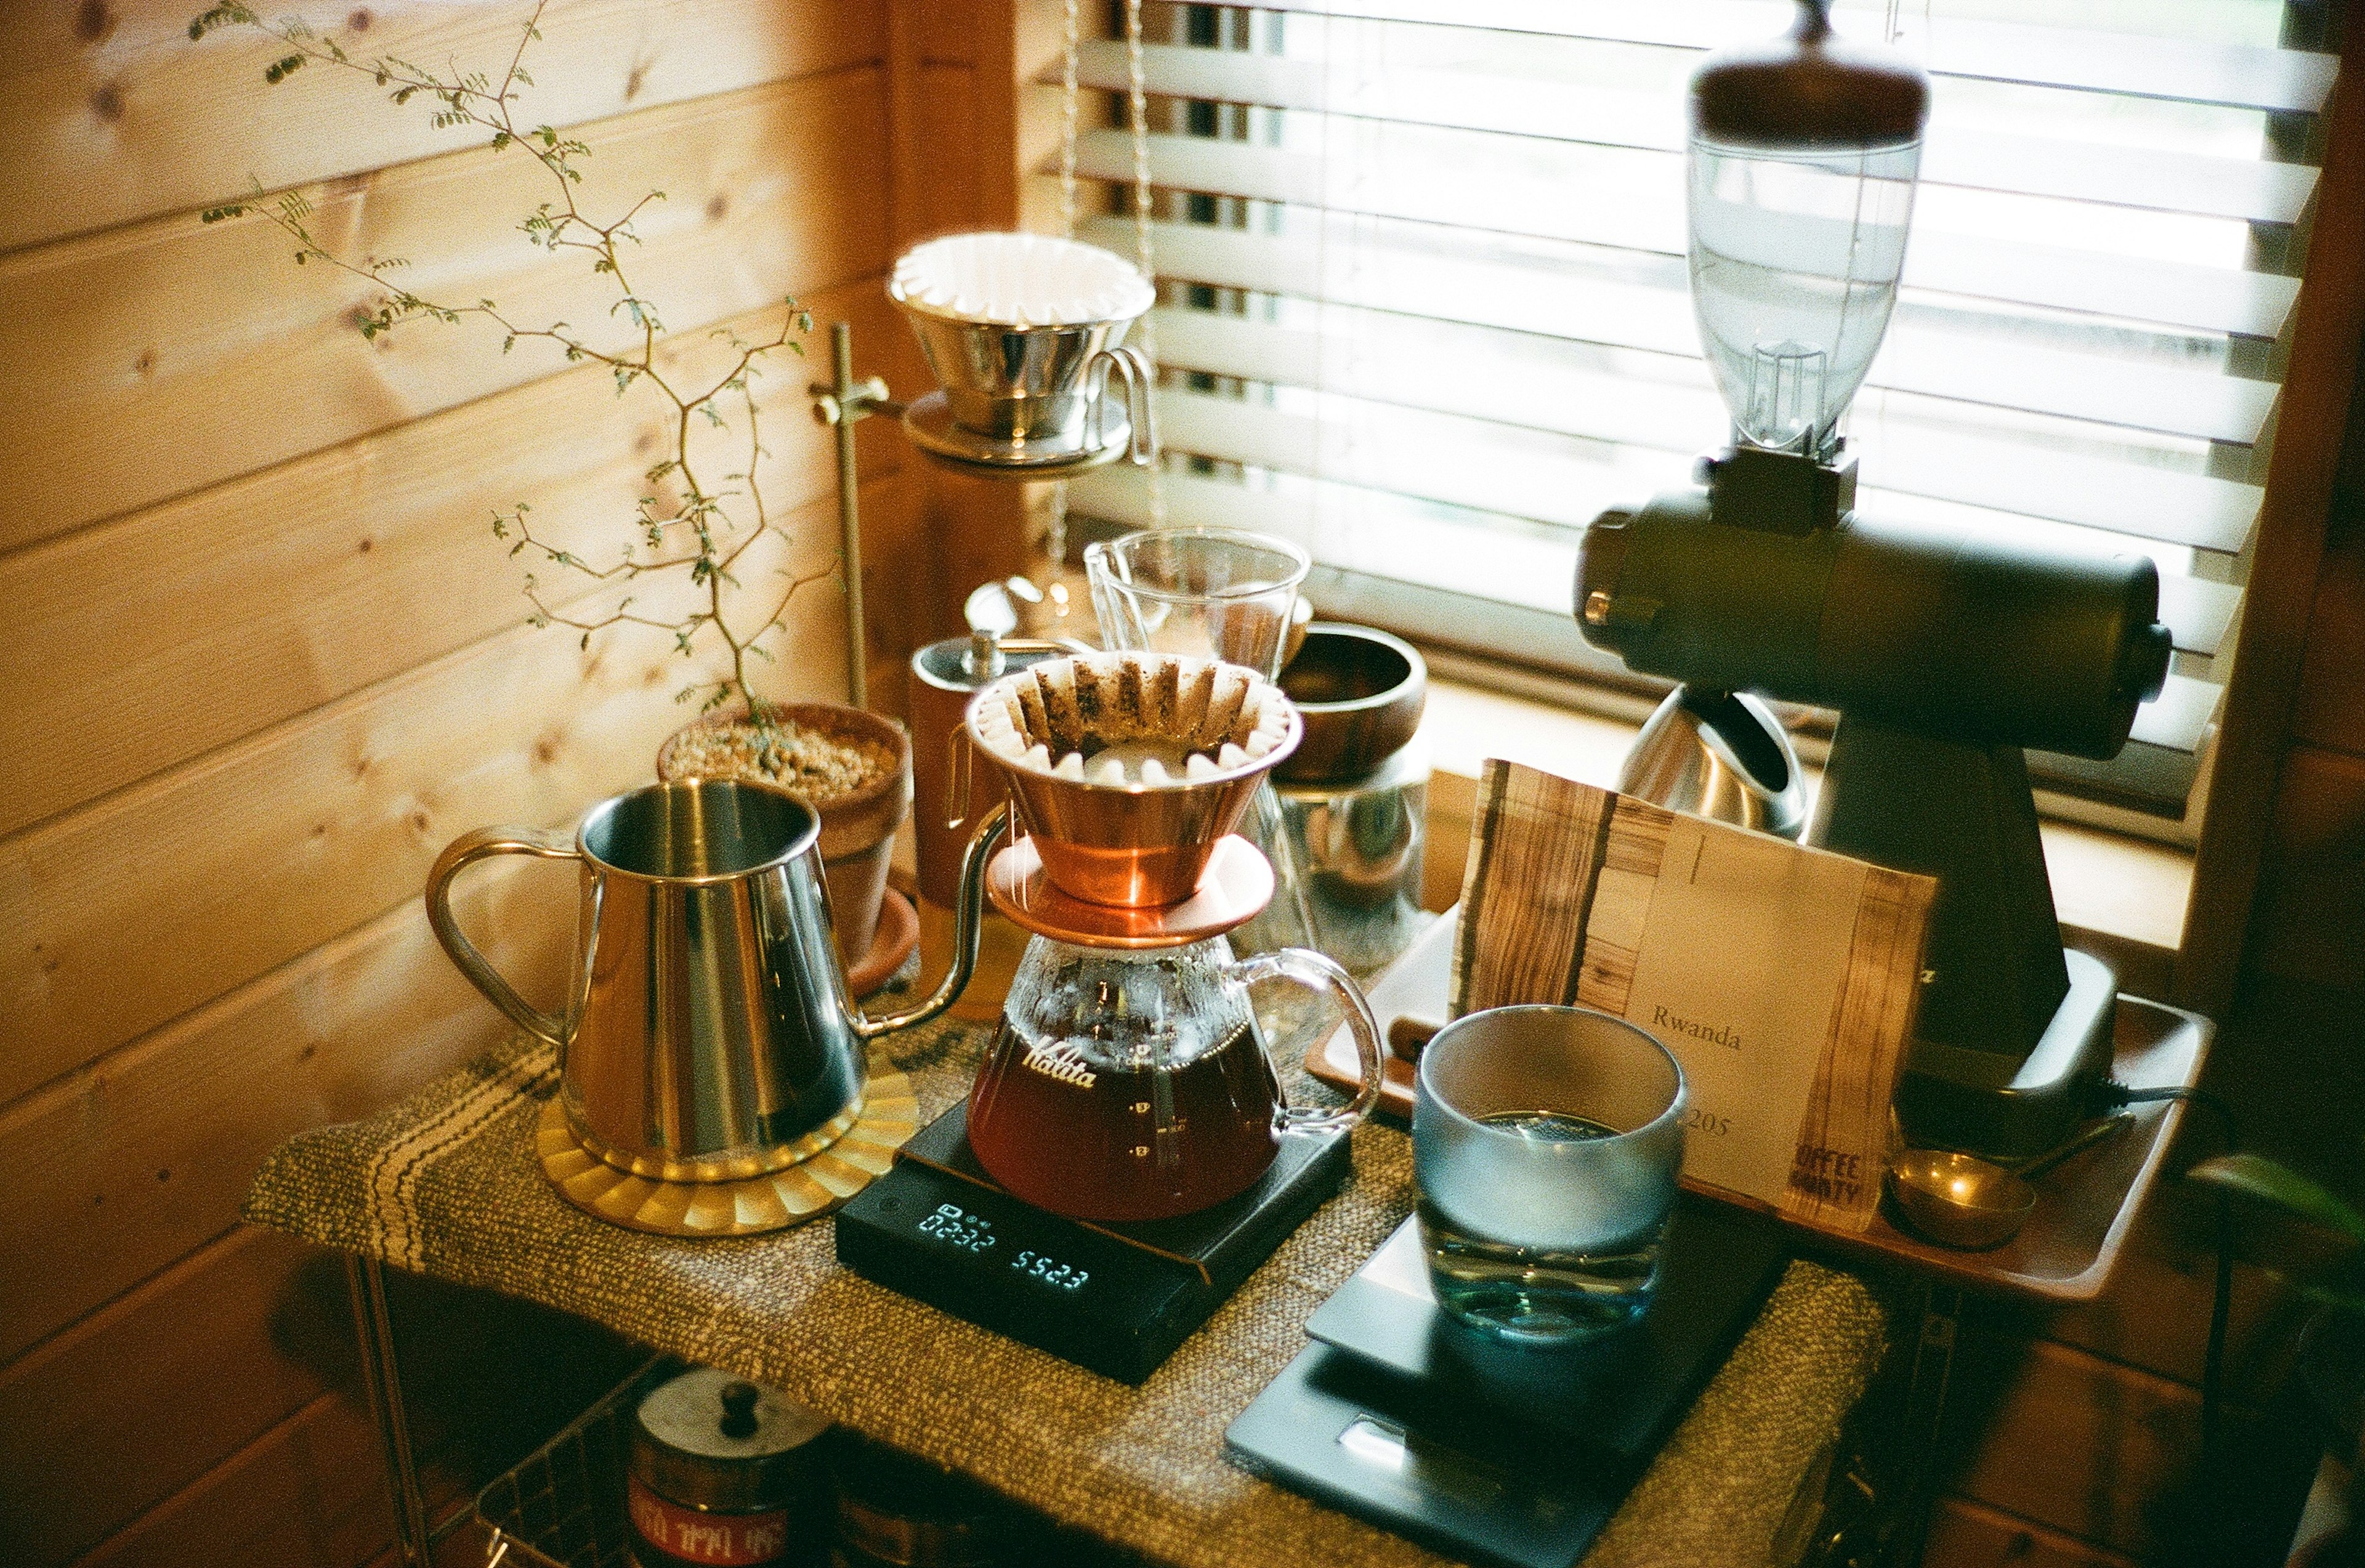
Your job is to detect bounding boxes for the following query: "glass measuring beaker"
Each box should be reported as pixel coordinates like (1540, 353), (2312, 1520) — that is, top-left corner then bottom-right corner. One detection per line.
(1084, 527), (1311, 678)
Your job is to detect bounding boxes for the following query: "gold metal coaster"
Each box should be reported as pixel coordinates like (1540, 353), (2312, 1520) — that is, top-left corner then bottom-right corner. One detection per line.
(536, 1067), (921, 1237)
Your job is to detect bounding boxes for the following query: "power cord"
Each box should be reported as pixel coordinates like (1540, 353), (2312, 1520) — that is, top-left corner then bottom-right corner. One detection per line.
(2082, 1077), (2242, 1562)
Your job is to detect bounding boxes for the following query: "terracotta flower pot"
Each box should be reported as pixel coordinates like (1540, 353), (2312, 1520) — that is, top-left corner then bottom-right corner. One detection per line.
(655, 702), (913, 971)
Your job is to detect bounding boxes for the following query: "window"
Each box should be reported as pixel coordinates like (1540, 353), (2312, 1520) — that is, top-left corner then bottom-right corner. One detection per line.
(1054, 0), (2340, 833)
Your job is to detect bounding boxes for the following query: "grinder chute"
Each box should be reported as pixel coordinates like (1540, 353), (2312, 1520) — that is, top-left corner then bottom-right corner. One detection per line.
(1575, 0), (2173, 1158)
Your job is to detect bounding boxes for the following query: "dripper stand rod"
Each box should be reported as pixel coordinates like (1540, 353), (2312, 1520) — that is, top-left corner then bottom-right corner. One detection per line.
(811, 320), (905, 709)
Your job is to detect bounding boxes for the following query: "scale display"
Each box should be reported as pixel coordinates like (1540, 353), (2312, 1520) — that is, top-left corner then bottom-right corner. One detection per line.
(836, 1104), (1351, 1383)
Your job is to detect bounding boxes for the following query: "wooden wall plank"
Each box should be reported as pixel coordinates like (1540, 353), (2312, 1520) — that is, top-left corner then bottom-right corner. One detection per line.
(0, 1227), (346, 1565)
(2246, 742), (2365, 988)
(912, 65), (987, 241)
(1923, 1496), (2138, 1568)
(2293, 517), (2365, 755)
(2, 65), (888, 551)
(0, 280), (899, 841)
(0, 488), (920, 1356)
(0, 478), (915, 1107)
(0, 0), (883, 256)
(22, 1226), (641, 1568)
(2035, 1197), (2299, 1397)
(912, 0), (982, 66)
(1947, 1340), (2201, 1556)
(70, 1389), (403, 1568)
(0, 863), (565, 1365)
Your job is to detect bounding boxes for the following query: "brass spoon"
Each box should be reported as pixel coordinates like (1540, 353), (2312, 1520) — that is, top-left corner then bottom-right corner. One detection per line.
(1886, 1112), (2138, 1251)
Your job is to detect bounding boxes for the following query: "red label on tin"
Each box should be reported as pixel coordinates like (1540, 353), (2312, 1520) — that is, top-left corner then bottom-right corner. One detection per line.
(628, 1475), (791, 1567)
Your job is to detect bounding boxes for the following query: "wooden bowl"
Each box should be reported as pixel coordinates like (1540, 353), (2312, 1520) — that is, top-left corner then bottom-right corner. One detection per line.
(1274, 624), (1426, 784)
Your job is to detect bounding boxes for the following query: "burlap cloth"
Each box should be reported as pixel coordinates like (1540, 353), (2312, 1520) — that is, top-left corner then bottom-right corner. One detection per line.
(245, 1019), (1893, 1567)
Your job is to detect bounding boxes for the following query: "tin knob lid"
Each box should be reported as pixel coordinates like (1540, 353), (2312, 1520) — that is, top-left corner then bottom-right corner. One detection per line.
(632, 1367), (830, 1513)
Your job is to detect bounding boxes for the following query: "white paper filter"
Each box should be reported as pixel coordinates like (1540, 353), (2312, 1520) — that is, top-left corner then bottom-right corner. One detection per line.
(891, 232), (1155, 329)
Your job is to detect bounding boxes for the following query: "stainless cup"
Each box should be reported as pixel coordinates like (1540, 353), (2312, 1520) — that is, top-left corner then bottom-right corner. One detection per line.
(899, 309), (1157, 461)
(426, 779), (1004, 1182)
(1413, 1006), (1687, 1344)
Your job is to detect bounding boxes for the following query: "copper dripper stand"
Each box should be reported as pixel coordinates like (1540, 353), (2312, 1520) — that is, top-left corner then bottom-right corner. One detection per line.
(987, 833), (1274, 948)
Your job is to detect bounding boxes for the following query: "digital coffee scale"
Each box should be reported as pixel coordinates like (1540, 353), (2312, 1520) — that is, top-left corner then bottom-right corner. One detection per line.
(1228, 1201), (1786, 1568)
(836, 1102), (1352, 1384)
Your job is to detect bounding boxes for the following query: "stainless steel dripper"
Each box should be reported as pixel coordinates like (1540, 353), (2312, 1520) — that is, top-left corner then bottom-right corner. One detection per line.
(889, 232), (1158, 471)
(427, 778), (1005, 1183)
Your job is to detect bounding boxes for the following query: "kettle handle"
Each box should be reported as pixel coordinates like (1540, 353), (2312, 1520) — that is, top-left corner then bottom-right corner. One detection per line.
(1223, 947), (1386, 1135)
(424, 825), (580, 1048)
(847, 802), (1010, 1040)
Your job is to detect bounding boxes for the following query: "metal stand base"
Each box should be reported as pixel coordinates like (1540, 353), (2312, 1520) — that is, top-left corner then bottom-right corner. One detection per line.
(346, 1255), (434, 1568)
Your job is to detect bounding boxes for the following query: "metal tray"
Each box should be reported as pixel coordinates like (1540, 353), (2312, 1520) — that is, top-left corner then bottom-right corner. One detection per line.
(475, 1357), (679, 1568)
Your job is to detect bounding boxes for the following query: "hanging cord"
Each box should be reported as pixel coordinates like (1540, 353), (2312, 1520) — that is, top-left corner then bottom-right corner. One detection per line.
(1045, 0), (1084, 568)
(1125, 0), (1166, 527)
(1059, 0), (1081, 239)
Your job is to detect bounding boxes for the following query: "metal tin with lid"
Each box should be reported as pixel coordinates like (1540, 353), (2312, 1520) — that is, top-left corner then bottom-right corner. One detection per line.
(628, 1368), (831, 1568)
(909, 632), (1066, 907)
(830, 1439), (1014, 1567)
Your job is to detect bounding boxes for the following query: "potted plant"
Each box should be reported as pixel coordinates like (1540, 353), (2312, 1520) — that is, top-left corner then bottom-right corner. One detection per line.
(2187, 1150), (2365, 1564)
(657, 701), (912, 977)
(192, 2), (915, 978)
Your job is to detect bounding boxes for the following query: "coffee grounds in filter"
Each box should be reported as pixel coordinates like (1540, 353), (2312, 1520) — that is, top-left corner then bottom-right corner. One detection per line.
(971, 653), (1292, 784)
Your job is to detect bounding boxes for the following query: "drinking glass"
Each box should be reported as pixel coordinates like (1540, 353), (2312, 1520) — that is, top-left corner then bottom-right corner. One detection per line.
(1413, 1005), (1686, 1345)
(1084, 527), (1310, 679)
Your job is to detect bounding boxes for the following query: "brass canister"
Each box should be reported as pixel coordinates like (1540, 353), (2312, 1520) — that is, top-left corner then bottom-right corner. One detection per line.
(628, 1368), (831, 1568)
(908, 634), (1062, 907)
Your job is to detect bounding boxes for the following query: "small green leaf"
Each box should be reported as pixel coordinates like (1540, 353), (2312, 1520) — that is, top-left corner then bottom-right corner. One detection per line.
(2188, 1154), (2365, 1245)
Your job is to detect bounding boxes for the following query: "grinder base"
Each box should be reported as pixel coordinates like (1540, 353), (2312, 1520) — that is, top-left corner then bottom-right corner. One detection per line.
(1896, 947), (2117, 1160)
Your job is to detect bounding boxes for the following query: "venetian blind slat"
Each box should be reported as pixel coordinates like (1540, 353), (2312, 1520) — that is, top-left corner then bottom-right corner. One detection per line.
(1159, 0), (2337, 113)
(1069, 130), (2303, 338)
(1065, 40), (2320, 224)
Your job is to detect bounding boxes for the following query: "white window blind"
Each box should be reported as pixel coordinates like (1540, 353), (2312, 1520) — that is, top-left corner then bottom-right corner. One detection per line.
(1052, 0), (2342, 820)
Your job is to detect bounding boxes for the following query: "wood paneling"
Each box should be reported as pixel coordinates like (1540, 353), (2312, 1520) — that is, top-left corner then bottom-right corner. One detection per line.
(2244, 742), (2365, 988)
(0, 283), (898, 841)
(0, 476), (905, 1351)
(71, 1389), (405, 1568)
(0, 453), (914, 1091)
(0, 488), (848, 1101)
(2294, 520), (2365, 753)
(0, 864), (562, 1365)
(2037, 1200), (2299, 1396)
(1947, 1340), (2201, 1556)
(0, 2), (941, 1562)
(0, 0), (882, 255)
(0, 1227), (347, 1564)
(911, 65), (987, 241)
(1923, 1497), (2138, 1568)
(4, 65), (887, 551)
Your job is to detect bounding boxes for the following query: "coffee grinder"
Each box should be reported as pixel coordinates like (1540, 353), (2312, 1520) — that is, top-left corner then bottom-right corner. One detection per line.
(837, 651), (1388, 1380)
(1574, 1), (2173, 1158)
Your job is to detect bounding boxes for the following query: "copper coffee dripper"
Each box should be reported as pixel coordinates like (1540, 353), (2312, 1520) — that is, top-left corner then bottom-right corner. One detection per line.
(961, 653), (1304, 931)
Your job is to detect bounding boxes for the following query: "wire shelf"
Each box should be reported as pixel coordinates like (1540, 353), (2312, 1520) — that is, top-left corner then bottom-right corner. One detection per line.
(474, 1358), (680, 1568)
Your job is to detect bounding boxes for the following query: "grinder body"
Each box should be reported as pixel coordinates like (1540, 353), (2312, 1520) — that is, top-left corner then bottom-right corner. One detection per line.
(1577, 450), (2172, 1155)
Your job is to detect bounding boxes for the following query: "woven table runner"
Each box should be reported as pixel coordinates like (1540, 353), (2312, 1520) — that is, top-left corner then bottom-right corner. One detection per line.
(245, 1019), (1893, 1568)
